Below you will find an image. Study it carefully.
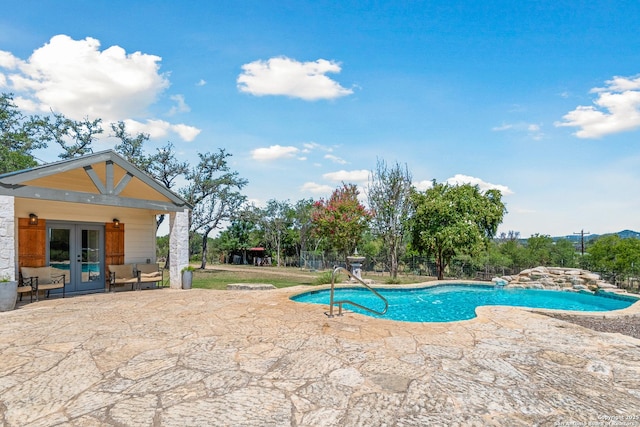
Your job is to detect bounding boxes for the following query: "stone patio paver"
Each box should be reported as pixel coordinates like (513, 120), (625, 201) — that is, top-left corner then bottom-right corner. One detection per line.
(1, 287), (639, 426)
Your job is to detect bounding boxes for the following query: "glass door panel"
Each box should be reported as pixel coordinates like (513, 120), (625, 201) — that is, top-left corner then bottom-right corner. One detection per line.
(80, 229), (102, 285)
(49, 228), (71, 284)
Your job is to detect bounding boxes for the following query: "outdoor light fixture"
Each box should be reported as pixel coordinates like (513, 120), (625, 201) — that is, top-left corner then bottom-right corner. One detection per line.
(113, 218), (120, 228)
(29, 213), (38, 225)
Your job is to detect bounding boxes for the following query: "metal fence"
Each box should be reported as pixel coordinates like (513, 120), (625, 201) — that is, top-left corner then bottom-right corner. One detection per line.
(300, 252), (525, 280)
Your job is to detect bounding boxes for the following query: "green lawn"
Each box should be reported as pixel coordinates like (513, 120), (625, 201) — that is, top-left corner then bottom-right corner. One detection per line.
(191, 264), (433, 290)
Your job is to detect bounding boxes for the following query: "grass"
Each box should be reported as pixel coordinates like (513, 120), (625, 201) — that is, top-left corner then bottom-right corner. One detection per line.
(191, 264), (433, 290)
(192, 265), (317, 290)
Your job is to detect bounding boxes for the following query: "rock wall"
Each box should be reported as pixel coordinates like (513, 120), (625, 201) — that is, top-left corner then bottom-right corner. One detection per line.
(496, 266), (619, 292)
(0, 195), (16, 281)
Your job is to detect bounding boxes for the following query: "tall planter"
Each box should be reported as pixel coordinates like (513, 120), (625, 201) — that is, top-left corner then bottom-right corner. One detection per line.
(182, 269), (193, 290)
(0, 281), (18, 312)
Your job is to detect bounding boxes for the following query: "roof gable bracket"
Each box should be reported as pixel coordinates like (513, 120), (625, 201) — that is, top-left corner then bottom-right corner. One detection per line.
(83, 160), (133, 195)
(83, 166), (107, 194)
(114, 172), (134, 195)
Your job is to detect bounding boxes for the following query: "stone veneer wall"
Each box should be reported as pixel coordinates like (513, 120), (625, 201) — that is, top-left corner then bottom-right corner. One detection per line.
(169, 210), (190, 289)
(0, 195), (16, 281)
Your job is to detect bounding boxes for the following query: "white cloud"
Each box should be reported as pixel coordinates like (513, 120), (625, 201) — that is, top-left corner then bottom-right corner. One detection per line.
(323, 169), (369, 183)
(123, 119), (169, 138)
(413, 175), (513, 195)
(413, 180), (434, 191)
(0, 50), (20, 69)
(492, 123), (513, 131)
(12, 96), (39, 111)
(492, 122), (543, 140)
(445, 174), (514, 195)
(555, 74), (640, 138)
(324, 154), (347, 164)
(196, 79), (207, 86)
(171, 123), (201, 141)
(251, 145), (300, 161)
(237, 56), (353, 100)
(123, 119), (200, 142)
(302, 141), (333, 153)
(168, 94), (190, 115)
(0, 34), (201, 142)
(300, 182), (333, 194)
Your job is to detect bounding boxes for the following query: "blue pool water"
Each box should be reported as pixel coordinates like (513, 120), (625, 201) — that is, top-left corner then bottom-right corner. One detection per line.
(291, 285), (638, 322)
(50, 263), (100, 273)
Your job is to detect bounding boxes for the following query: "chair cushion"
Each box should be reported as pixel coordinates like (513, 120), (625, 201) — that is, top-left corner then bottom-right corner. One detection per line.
(136, 263), (160, 275)
(38, 282), (64, 290)
(21, 267), (51, 284)
(17, 285), (32, 293)
(109, 264), (135, 279)
(141, 272), (161, 278)
(50, 267), (69, 283)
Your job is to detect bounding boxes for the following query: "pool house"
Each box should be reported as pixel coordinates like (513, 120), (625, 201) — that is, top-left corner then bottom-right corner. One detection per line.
(0, 150), (191, 294)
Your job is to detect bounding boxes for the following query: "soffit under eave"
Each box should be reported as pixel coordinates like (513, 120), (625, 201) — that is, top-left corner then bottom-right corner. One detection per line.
(20, 164), (173, 203)
(0, 150), (191, 208)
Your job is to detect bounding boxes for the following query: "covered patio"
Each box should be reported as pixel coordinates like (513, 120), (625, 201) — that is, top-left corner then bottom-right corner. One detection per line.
(0, 150), (191, 296)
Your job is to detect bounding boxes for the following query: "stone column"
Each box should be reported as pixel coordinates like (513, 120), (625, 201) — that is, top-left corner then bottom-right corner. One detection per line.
(169, 209), (190, 289)
(0, 196), (16, 281)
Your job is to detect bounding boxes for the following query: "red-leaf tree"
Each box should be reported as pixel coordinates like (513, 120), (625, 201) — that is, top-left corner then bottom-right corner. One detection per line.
(311, 183), (371, 263)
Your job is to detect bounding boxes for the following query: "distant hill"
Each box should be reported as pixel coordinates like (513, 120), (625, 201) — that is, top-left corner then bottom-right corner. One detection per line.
(509, 230), (640, 244)
(555, 229), (640, 242)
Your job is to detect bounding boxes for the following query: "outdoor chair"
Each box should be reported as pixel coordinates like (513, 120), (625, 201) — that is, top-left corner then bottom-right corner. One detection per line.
(135, 263), (165, 289)
(108, 263), (164, 291)
(108, 264), (139, 291)
(20, 266), (67, 301)
(17, 273), (34, 303)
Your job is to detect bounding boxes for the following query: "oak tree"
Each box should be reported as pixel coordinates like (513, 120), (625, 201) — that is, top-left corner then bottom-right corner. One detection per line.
(409, 181), (506, 280)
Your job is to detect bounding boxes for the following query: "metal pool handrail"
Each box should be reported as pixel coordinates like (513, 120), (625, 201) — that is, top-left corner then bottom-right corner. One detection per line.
(328, 266), (389, 317)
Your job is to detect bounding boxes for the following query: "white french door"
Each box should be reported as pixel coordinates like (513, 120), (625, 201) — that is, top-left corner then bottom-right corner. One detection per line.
(47, 222), (105, 294)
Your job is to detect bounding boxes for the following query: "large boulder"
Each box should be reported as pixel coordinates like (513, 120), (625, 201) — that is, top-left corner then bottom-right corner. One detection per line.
(505, 266), (619, 292)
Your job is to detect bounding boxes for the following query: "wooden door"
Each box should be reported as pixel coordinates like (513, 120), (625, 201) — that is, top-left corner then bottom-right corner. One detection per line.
(105, 222), (124, 289)
(105, 222), (125, 265)
(18, 218), (46, 267)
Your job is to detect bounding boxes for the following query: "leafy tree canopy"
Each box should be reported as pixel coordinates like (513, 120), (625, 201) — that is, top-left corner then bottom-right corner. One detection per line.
(311, 183), (371, 262)
(587, 235), (640, 280)
(367, 159), (413, 278)
(409, 181), (506, 279)
(0, 93), (46, 173)
(182, 149), (248, 268)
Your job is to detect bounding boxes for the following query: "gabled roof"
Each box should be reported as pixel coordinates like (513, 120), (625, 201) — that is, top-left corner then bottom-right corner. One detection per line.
(0, 150), (191, 212)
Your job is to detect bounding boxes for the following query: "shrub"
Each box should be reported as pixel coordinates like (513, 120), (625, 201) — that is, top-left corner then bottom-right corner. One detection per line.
(312, 270), (334, 286)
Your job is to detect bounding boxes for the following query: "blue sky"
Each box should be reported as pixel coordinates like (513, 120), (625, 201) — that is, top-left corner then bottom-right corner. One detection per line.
(2, 1), (640, 237)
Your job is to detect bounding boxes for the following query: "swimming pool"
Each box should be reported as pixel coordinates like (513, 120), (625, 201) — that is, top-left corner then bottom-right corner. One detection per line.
(291, 284), (639, 322)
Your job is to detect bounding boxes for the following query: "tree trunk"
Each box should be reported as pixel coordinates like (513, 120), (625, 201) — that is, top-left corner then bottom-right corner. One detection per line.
(389, 243), (398, 279)
(276, 240), (281, 267)
(156, 214), (165, 230)
(200, 227), (212, 269)
(437, 249), (445, 280)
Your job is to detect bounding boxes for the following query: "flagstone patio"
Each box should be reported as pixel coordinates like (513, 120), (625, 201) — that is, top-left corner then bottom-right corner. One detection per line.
(1, 287), (639, 426)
